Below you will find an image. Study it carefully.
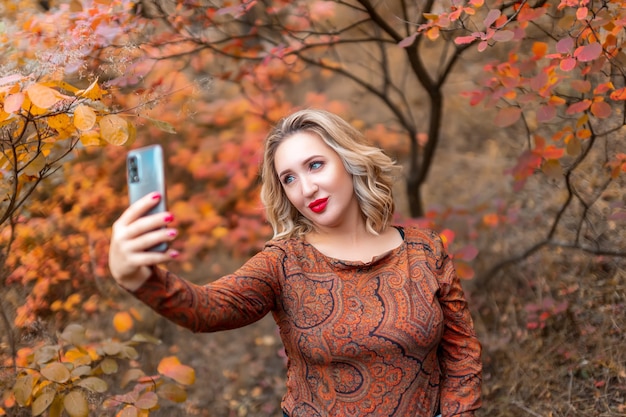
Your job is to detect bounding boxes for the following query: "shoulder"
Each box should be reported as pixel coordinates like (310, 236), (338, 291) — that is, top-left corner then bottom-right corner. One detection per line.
(263, 236), (307, 257)
(400, 225), (443, 247)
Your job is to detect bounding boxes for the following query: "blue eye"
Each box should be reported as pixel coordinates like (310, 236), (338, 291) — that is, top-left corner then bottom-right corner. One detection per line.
(310, 161), (323, 170)
(283, 174), (295, 185)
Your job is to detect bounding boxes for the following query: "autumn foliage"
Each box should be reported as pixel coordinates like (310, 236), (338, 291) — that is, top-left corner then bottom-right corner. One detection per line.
(1, 0), (625, 416)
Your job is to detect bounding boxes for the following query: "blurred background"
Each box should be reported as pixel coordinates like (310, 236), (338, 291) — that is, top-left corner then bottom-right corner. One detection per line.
(1, 1), (625, 416)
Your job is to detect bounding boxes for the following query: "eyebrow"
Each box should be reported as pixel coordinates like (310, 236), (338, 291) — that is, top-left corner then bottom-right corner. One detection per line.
(277, 155), (324, 178)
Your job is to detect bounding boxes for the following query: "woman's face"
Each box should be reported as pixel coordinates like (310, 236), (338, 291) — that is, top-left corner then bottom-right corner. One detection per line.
(274, 131), (360, 231)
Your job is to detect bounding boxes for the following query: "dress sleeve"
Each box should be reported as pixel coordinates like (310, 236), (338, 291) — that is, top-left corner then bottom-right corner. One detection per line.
(428, 231), (483, 416)
(129, 245), (285, 333)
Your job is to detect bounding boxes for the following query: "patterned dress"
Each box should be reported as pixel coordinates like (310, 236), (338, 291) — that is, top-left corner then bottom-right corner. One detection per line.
(131, 226), (482, 416)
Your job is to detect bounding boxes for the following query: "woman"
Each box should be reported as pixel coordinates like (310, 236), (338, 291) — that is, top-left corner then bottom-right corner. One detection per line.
(108, 109), (482, 416)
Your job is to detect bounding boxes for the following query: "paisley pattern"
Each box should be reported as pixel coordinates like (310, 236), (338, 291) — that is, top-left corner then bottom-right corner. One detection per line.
(132, 226), (482, 416)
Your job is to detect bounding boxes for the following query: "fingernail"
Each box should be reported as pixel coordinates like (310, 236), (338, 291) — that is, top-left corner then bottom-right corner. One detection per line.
(164, 214), (174, 223)
(167, 230), (177, 237)
(170, 250), (180, 258)
(152, 192), (161, 199)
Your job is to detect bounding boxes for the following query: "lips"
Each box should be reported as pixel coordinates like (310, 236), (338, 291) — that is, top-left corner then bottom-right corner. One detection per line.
(308, 198), (328, 213)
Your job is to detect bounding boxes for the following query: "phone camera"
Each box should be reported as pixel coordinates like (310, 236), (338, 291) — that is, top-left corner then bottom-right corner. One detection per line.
(128, 157), (140, 183)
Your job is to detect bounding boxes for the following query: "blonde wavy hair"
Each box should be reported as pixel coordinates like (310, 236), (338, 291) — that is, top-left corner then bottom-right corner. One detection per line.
(261, 109), (402, 240)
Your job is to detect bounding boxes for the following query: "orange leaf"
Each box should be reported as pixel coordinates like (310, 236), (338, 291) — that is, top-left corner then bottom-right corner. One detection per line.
(439, 229), (455, 249)
(113, 311), (134, 333)
(610, 87), (626, 100)
(26, 83), (66, 109)
(135, 392), (158, 410)
(157, 356), (196, 386)
(532, 42), (548, 59)
(454, 261), (475, 280)
(590, 100), (611, 119)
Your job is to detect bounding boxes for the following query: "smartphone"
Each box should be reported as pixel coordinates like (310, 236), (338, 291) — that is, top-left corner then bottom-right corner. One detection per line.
(127, 144), (168, 252)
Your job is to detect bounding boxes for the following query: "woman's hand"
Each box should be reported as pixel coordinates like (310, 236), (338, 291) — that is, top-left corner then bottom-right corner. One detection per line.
(108, 192), (178, 291)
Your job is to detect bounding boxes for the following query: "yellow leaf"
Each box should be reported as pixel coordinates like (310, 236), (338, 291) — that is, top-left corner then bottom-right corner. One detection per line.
(100, 357), (118, 374)
(31, 388), (56, 416)
(48, 396), (64, 417)
(80, 130), (104, 147)
(64, 348), (92, 367)
(41, 363), (71, 383)
(26, 83), (66, 109)
(157, 383), (187, 403)
(99, 114), (129, 145)
(63, 390), (89, 417)
(157, 356), (195, 386)
(212, 226), (229, 239)
(23, 153), (46, 176)
(76, 79), (107, 100)
(120, 369), (146, 389)
(78, 376), (109, 393)
(47, 114), (74, 137)
(542, 159), (562, 180)
(113, 311), (134, 333)
(74, 105), (97, 131)
(14, 373), (36, 406)
(60, 324), (87, 346)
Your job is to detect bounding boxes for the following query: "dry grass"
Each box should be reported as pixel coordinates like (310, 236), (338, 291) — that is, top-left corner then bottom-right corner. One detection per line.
(475, 251), (626, 417)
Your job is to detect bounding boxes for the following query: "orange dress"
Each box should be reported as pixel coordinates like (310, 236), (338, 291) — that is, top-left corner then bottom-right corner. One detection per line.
(132, 226), (482, 416)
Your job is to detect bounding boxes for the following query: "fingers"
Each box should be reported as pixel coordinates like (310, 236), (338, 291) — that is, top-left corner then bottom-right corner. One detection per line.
(117, 192), (165, 226)
(123, 227), (178, 254)
(109, 192), (180, 287)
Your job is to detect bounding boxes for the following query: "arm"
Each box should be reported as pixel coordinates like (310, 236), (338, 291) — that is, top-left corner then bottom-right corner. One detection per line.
(108, 192), (283, 332)
(130, 247), (284, 333)
(430, 233), (483, 416)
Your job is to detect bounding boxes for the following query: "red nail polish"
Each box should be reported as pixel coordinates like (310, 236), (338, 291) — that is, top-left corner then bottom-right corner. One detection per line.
(152, 192), (161, 199)
(170, 250), (180, 258)
(167, 230), (177, 237)
(164, 214), (174, 223)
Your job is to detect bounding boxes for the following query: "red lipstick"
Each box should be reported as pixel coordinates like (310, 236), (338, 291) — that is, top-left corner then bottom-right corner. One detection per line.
(308, 198), (328, 213)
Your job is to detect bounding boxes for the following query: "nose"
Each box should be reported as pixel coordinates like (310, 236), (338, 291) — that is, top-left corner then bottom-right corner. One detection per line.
(301, 176), (318, 197)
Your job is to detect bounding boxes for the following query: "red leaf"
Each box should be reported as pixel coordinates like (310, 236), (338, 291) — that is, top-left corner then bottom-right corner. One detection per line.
(570, 79), (591, 93)
(566, 99), (591, 115)
(556, 37), (574, 54)
(454, 35), (476, 45)
(536, 105), (556, 123)
(574, 42), (602, 62)
(494, 107), (522, 127)
(484, 9), (501, 27)
(454, 244), (479, 261)
(541, 146), (565, 160)
(560, 57), (577, 71)
(398, 32), (418, 48)
(492, 30), (514, 42)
